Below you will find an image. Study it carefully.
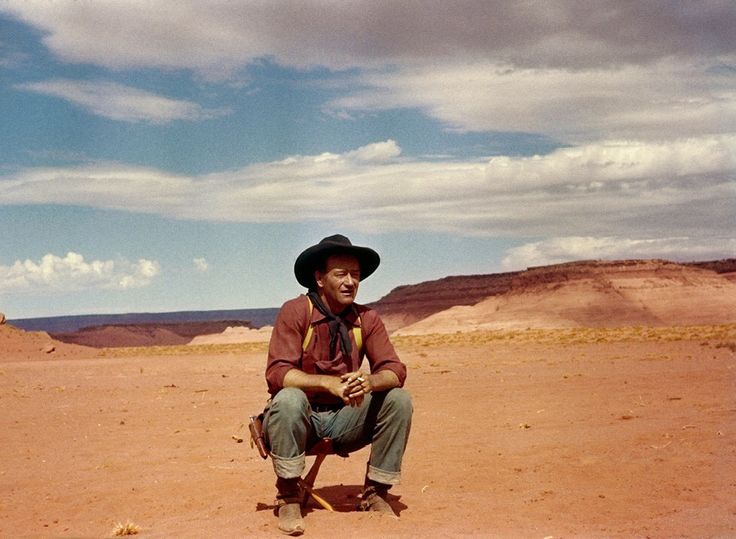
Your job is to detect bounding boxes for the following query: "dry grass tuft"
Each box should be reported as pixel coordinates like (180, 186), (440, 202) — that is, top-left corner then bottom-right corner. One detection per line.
(393, 324), (736, 348)
(111, 520), (140, 536)
(99, 341), (269, 357)
(95, 324), (736, 357)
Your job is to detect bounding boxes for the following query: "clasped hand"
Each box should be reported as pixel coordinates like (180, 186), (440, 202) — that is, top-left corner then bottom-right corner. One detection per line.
(335, 371), (371, 406)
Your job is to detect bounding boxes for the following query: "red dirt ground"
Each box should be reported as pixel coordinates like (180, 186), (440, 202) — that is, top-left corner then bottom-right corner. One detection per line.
(2, 326), (735, 538)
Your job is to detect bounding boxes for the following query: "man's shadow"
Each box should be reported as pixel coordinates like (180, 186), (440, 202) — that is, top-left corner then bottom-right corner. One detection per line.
(255, 483), (408, 515)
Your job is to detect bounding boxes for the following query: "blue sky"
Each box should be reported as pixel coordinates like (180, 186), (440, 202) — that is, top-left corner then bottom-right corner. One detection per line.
(1, 1), (735, 319)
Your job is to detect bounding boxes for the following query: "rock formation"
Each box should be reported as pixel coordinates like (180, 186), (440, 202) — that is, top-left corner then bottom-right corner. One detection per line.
(369, 272), (518, 332)
(0, 323), (93, 360)
(188, 326), (273, 345)
(52, 320), (257, 348)
(394, 259), (736, 335)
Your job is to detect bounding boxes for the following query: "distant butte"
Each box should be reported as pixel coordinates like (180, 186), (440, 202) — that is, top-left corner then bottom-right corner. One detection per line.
(391, 259), (736, 335)
(2, 258), (735, 352)
(51, 320), (257, 348)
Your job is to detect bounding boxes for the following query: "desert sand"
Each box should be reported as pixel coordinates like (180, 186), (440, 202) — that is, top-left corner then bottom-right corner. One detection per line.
(2, 323), (735, 538)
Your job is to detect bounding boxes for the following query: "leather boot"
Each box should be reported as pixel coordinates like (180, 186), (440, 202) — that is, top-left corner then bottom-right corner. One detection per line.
(357, 479), (398, 518)
(275, 477), (304, 536)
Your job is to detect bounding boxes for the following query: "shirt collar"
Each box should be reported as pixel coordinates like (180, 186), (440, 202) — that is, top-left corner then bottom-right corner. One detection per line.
(309, 299), (361, 326)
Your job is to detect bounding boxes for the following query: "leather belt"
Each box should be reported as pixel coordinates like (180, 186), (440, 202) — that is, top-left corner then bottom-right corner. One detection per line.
(311, 402), (344, 413)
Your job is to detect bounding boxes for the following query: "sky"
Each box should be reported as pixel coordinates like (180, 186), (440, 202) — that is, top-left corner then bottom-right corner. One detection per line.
(1, 1), (735, 319)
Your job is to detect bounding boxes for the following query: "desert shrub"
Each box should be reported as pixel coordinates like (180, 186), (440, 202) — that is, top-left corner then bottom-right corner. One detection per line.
(112, 521), (140, 536)
(715, 341), (736, 353)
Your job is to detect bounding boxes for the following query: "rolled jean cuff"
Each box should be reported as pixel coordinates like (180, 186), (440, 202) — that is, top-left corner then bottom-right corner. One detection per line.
(367, 464), (401, 485)
(271, 452), (305, 479)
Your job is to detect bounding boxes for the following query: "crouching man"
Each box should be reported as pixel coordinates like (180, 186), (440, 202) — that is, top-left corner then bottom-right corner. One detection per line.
(262, 234), (413, 535)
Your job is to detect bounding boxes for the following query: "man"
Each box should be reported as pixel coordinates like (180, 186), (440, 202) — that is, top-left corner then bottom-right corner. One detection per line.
(263, 234), (412, 535)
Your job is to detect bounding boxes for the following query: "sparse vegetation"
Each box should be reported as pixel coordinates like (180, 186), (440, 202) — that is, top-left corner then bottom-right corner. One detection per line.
(112, 520), (140, 536)
(89, 324), (736, 358)
(98, 341), (269, 357)
(714, 341), (736, 353)
(393, 324), (736, 348)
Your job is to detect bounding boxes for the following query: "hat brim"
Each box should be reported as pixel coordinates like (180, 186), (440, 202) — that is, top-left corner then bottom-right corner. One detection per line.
(294, 242), (380, 289)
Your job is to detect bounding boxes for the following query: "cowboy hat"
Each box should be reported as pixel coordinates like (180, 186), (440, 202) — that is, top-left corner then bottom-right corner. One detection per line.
(294, 234), (380, 289)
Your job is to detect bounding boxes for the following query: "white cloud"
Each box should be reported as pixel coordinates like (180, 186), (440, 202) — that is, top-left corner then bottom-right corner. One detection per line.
(2, 2), (734, 72)
(16, 79), (228, 123)
(0, 252), (161, 293)
(1, 137), (734, 246)
(193, 258), (209, 273)
(2, 2), (734, 140)
(328, 60), (736, 141)
(501, 237), (736, 270)
(484, 136), (736, 189)
(345, 139), (401, 162)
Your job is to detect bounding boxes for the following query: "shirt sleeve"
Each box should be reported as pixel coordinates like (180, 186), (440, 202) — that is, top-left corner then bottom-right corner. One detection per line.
(360, 307), (407, 387)
(265, 296), (307, 394)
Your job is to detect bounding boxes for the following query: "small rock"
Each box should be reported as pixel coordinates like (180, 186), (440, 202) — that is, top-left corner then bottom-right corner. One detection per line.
(0, 312), (6, 325)
(42, 345), (56, 354)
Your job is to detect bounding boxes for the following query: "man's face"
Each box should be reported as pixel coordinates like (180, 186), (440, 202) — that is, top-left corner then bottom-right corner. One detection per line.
(315, 254), (361, 312)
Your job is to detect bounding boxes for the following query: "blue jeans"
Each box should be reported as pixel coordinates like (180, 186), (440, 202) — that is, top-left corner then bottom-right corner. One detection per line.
(263, 387), (412, 485)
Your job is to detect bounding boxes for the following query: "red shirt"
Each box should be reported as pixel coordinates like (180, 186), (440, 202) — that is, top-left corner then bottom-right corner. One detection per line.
(266, 294), (407, 403)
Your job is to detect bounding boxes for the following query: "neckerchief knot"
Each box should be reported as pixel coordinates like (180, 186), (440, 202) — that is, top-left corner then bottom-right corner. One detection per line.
(307, 291), (353, 360)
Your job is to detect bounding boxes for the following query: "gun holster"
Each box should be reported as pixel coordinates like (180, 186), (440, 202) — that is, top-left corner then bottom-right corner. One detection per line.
(248, 413), (270, 459)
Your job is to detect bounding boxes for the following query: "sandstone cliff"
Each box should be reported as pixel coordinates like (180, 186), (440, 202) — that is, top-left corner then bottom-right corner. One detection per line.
(369, 272), (518, 332)
(394, 259), (736, 335)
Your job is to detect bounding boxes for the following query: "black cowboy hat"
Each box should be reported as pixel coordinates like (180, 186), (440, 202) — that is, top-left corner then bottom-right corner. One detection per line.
(294, 234), (381, 289)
